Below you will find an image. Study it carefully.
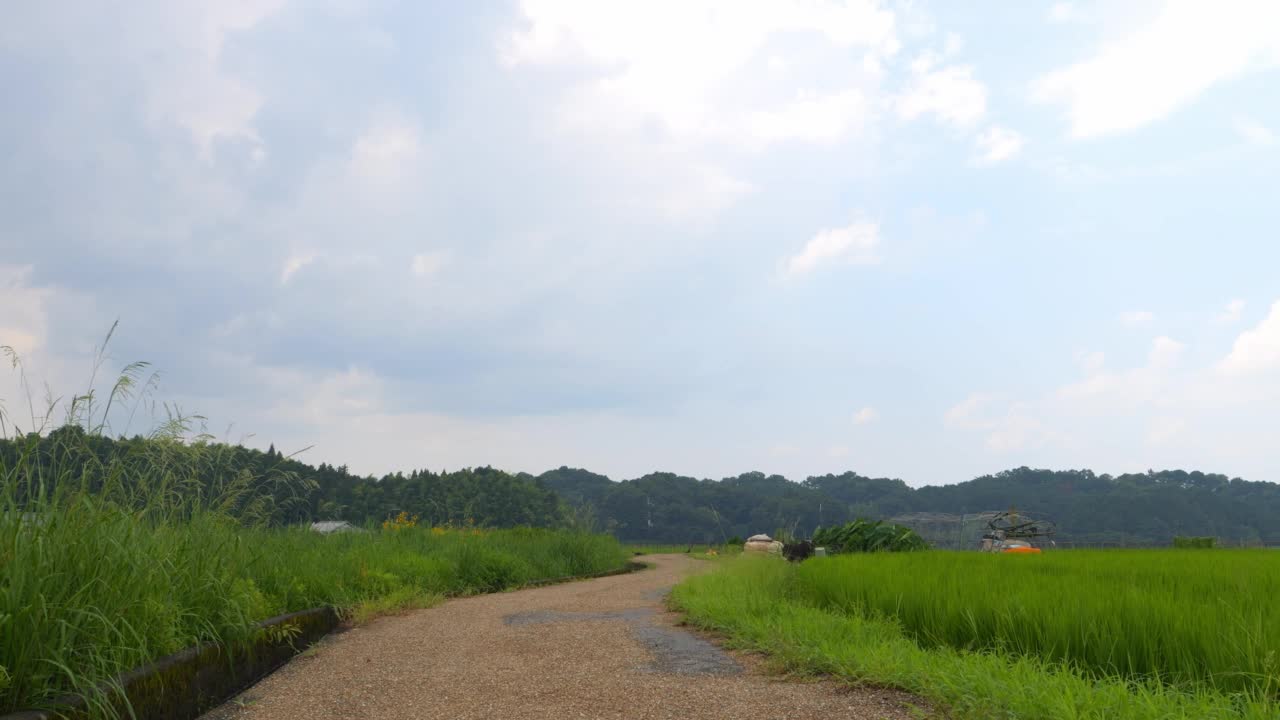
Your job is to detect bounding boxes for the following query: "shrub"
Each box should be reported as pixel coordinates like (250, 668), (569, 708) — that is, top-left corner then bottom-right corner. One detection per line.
(812, 519), (928, 553)
(1173, 535), (1217, 548)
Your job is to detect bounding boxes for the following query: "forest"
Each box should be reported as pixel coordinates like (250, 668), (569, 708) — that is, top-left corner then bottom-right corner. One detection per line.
(5, 428), (1279, 545)
(538, 466), (1280, 545)
(0, 425), (563, 529)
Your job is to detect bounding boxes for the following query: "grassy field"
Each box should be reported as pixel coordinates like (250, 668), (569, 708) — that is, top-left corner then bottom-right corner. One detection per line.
(0, 504), (627, 714)
(0, 348), (631, 717)
(0, 480), (627, 717)
(671, 553), (1280, 720)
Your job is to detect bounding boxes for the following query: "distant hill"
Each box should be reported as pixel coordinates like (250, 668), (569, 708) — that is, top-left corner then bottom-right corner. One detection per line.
(536, 466), (1280, 546)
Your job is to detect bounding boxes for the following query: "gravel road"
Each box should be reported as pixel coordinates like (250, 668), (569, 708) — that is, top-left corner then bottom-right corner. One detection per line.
(203, 554), (926, 720)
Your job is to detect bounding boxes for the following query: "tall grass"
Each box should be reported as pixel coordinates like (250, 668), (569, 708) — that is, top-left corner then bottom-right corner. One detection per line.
(0, 494), (627, 714)
(0, 339), (629, 716)
(672, 557), (1280, 720)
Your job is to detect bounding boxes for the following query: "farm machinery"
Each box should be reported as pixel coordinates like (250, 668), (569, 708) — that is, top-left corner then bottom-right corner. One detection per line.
(980, 508), (1057, 553)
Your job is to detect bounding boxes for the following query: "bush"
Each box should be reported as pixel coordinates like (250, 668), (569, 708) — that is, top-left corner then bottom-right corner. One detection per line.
(1173, 535), (1217, 548)
(812, 519), (928, 553)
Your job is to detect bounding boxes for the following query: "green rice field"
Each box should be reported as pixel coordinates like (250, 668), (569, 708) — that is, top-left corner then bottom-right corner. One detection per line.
(672, 551), (1280, 720)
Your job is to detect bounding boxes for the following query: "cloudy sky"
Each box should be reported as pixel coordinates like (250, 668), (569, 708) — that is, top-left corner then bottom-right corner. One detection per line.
(3, 0), (1279, 485)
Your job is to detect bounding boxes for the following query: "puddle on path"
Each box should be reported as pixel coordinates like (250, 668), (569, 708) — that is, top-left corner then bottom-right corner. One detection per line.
(503, 606), (742, 676)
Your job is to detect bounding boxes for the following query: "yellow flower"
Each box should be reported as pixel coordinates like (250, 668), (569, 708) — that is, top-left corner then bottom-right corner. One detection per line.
(383, 511), (421, 532)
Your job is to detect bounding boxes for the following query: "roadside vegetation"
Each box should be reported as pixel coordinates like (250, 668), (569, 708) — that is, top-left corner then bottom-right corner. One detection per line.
(672, 554), (1280, 720)
(0, 477), (626, 714)
(0, 342), (628, 716)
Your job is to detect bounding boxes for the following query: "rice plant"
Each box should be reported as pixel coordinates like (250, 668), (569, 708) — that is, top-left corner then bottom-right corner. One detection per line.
(672, 556), (1280, 720)
(792, 550), (1280, 695)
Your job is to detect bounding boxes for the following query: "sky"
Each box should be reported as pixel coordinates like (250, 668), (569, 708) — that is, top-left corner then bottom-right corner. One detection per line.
(2, 0), (1279, 486)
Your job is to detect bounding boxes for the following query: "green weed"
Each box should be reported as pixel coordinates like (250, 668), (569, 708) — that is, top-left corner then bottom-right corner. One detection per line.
(0, 334), (630, 717)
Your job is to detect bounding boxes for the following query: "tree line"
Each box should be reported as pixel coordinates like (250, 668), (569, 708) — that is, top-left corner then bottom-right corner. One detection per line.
(0, 426), (563, 528)
(5, 427), (1279, 545)
(536, 466), (1280, 546)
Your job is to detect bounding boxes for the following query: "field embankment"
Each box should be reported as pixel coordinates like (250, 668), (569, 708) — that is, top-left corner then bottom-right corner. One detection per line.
(671, 553), (1280, 720)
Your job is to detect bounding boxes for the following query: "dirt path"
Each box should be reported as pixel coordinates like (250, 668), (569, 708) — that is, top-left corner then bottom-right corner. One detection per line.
(204, 555), (925, 720)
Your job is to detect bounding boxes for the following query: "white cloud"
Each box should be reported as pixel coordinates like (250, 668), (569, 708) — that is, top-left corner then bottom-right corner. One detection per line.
(1147, 415), (1186, 445)
(746, 89), (870, 145)
(1218, 298), (1247, 323)
(1234, 116), (1277, 146)
(142, 2), (288, 160)
(278, 366), (386, 425)
(2, 3), (288, 163)
(280, 252), (319, 285)
(264, 111), (436, 266)
(1119, 310), (1154, 326)
(635, 158), (756, 221)
(201, 301), (1280, 481)
(1048, 2), (1079, 23)
(503, 0), (898, 147)
(1059, 336), (1185, 404)
(943, 393), (1051, 452)
(410, 252), (448, 278)
(984, 409), (1050, 453)
(973, 125), (1024, 165)
(1034, 1), (1280, 138)
(350, 114), (423, 184)
(203, 355), (390, 429)
(942, 32), (963, 57)
(769, 443), (801, 457)
(826, 444), (851, 458)
(0, 267), (99, 436)
(1074, 350), (1106, 373)
(950, 336), (1192, 454)
(1148, 335), (1185, 368)
(894, 54), (987, 128)
(944, 392), (994, 430)
(0, 265), (50, 357)
(785, 220), (881, 277)
(853, 406), (879, 424)
(1220, 300), (1280, 374)
(945, 318), (1280, 475)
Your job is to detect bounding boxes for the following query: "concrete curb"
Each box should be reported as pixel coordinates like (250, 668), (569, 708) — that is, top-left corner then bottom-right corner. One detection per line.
(1, 606), (339, 720)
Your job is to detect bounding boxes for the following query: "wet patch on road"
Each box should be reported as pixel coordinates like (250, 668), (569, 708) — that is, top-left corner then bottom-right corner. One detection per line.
(631, 622), (743, 675)
(641, 586), (672, 602)
(502, 606), (743, 676)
